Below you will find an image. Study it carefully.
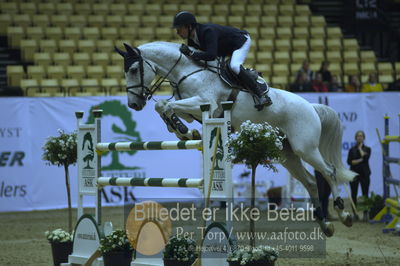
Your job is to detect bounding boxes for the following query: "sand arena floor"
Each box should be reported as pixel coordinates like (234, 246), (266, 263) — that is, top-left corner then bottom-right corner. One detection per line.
(1, 206), (399, 266)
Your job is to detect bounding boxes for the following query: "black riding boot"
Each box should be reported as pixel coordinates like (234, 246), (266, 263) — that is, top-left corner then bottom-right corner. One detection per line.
(237, 66), (272, 109)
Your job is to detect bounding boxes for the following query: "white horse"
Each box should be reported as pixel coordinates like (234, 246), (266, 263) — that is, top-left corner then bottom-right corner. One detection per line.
(116, 42), (357, 237)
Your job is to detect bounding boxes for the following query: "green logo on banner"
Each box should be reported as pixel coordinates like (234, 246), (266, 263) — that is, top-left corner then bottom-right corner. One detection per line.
(209, 127), (224, 170)
(82, 132), (94, 169)
(87, 100), (142, 170)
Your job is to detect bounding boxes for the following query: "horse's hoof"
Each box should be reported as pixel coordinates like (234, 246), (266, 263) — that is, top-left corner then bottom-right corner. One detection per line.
(323, 222), (335, 237)
(342, 214), (353, 227)
(192, 129), (201, 140)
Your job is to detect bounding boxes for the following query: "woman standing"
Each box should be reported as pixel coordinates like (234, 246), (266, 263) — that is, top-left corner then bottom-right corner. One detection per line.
(347, 130), (371, 221)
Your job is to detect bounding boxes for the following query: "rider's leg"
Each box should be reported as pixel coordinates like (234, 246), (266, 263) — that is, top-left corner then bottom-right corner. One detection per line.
(237, 66), (272, 107)
(230, 36), (272, 107)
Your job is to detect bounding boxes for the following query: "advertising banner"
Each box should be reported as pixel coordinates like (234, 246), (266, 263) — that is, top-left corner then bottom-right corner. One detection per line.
(0, 93), (399, 212)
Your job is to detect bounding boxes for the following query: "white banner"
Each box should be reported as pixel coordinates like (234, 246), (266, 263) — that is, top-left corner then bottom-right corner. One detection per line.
(0, 93), (399, 212)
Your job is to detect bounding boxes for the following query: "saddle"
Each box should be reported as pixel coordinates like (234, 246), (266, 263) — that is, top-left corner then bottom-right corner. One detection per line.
(217, 58), (270, 104)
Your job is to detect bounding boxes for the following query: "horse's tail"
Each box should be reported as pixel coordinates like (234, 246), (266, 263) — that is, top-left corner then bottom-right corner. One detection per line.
(313, 104), (357, 183)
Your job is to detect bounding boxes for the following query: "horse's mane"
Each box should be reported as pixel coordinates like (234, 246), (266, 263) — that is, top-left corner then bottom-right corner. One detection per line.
(138, 41), (181, 57)
(138, 41), (219, 67)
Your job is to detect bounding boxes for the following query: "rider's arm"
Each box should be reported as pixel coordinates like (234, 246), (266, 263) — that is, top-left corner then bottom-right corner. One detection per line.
(190, 29), (218, 61)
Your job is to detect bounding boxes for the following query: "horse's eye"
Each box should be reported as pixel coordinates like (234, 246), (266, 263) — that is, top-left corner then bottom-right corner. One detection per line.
(129, 68), (138, 74)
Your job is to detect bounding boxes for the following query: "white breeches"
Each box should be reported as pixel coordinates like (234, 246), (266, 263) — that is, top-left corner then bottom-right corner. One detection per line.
(230, 34), (251, 74)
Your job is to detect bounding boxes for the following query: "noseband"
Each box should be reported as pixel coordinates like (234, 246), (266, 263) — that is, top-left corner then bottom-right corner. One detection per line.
(125, 48), (183, 101)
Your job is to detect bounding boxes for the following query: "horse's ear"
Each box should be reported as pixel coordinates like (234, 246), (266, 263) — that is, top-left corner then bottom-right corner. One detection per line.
(115, 46), (126, 57)
(123, 43), (137, 55)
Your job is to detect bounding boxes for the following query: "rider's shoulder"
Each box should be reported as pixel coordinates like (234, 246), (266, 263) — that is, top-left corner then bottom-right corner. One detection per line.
(200, 23), (220, 31)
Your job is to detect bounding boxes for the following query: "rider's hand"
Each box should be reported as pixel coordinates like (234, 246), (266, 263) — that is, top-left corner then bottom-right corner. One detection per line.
(180, 44), (194, 57)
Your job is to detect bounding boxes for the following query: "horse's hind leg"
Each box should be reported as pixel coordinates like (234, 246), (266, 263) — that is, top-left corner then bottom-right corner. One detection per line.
(297, 148), (353, 227)
(281, 142), (334, 237)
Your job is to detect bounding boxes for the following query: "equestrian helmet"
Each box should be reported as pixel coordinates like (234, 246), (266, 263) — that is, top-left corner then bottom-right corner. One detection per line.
(172, 11), (197, 28)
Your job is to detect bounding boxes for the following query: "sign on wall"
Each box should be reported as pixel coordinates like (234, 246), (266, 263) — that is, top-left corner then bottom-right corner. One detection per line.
(0, 93), (399, 212)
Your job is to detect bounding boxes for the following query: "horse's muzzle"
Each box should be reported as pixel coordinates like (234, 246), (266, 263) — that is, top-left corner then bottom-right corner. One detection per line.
(128, 102), (144, 111)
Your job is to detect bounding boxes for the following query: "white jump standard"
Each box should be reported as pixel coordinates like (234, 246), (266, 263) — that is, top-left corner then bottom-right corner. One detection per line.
(67, 102), (234, 266)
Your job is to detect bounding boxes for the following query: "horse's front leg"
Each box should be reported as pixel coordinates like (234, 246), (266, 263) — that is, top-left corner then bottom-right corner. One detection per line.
(155, 100), (184, 134)
(155, 97), (212, 140)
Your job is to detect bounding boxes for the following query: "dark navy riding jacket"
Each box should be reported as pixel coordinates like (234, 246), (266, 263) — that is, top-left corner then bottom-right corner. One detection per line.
(188, 23), (248, 61)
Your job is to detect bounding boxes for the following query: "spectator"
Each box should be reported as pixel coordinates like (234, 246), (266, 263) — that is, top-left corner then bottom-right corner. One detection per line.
(311, 72), (329, 92)
(344, 75), (361, 92)
(387, 78), (400, 91)
(361, 72), (383, 92)
(329, 75), (343, 92)
(347, 130), (371, 222)
(296, 60), (314, 82)
(317, 61), (332, 85)
(289, 72), (312, 92)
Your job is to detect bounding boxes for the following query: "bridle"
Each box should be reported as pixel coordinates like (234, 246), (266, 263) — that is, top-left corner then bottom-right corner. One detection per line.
(123, 44), (220, 102)
(125, 47), (183, 101)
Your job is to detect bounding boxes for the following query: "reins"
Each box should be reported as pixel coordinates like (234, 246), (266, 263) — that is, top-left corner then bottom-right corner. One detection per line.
(125, 45), (223, 101)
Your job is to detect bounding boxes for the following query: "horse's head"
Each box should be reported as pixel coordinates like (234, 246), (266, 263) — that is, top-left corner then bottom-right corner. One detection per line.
(115, 43), (156, 111)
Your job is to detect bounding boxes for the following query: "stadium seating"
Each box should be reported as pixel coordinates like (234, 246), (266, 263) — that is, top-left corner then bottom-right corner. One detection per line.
(3, 0), (398, 94)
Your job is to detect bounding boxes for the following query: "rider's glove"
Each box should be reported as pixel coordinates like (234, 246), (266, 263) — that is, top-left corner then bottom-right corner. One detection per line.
(180, 44), (194, 57)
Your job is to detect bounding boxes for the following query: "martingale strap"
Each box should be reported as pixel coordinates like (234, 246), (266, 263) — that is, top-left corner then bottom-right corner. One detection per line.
(171, 61), (219, 100)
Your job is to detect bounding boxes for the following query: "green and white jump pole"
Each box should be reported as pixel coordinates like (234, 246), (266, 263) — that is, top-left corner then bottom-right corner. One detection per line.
(75, 102), (233, 225)
(66, 102), (234, 265)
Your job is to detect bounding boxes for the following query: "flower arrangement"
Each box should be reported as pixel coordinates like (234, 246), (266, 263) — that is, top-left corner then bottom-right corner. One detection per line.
(99, 229), (133, 255)
(42, 129), (77, 233)
(45, 228), (73, 244)
(227, 245), (279, 265)
(42, 129), (77, 166)
(226, 120), (285, 171)
(227, 121), (284, 251)
(163, 235), (198, 263)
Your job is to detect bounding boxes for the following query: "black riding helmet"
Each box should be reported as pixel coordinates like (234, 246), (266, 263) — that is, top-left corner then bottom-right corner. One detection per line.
(172, 11), (197, 28)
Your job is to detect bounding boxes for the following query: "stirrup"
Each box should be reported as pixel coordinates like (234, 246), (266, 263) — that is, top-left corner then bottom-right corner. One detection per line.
(254, 95), (270, 111)
(261, 94), (272, 106)
(254, 94), (272, 110)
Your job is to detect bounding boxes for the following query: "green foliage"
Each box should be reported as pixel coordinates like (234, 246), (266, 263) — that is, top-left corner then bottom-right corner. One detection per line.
(226, 120), (285, 170)
(99, 229), (133, 255)
(356, 192), (384, 212)
(163, 235), (198, 262)
(42, 129), (77, 167)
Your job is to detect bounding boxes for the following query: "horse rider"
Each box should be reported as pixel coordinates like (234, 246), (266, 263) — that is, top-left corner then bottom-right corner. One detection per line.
(172, 11), (272, 108)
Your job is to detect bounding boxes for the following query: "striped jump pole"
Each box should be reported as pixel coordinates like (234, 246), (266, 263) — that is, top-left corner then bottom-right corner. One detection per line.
(96, 140), (202, 152)
(76, 101), (233, 227)
(97, 177), (204, 188)
(74, 102), (233, 266)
